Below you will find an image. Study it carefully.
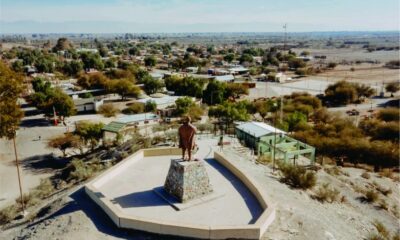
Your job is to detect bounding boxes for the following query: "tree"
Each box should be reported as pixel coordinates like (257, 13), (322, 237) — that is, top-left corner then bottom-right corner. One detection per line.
(75, 122), (104, 150)
(325, 81), (357, 105)
(80, 52), (104, 70)
(285, 111), (307, 132)
(142, 75), (164, 94)
(144, 100), (157, 112)
(354, 83), (375, 100)
(164, 75), (205, 98)
(77, 72), (109, 89)
(203, 80), (226, 105)
(224, 53), (235, 63)
(254, 100), (269, 120)
(208, 101), (250, 126)
(63, 60), (83, 76)
(175, 97), (195, 116)
(225, 83), (249, 99)
(98, 104), (119, 117)
(53, 38), (73, 52)
(144, 56), (157, 68)
(129, 47), (140, 56)
(0, 62), (25, 212)
(385, 82), (400, 94)
(288, 58), (306, 69)
(187, 105), (204, 121)
(47, 134), (80, 157)
(108, 79), (141, 100)
(239, 53), (253, 64)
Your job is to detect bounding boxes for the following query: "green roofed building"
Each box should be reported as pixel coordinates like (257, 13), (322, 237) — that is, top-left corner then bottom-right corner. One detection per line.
(103, 121), (127, 142)
(235, 121), (315, 165)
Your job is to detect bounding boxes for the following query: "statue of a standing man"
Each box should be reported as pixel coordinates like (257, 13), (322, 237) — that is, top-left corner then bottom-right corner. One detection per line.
(178, 116), (197, 161)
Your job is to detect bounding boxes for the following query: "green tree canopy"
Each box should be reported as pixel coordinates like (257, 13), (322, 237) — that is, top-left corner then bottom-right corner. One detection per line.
(0, 62), (24, 139)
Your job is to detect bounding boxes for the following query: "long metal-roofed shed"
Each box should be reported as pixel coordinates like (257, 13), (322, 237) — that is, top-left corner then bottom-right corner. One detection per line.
(235, 121), (286, 152)
(235, 121), (315, 164)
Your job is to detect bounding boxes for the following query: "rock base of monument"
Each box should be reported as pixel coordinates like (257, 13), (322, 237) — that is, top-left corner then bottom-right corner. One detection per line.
(163, 159), (213, 203)
(154, 186), (223, 211)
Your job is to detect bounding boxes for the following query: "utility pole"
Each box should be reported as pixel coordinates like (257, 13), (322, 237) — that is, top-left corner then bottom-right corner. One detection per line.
(12, 128), (25, 215)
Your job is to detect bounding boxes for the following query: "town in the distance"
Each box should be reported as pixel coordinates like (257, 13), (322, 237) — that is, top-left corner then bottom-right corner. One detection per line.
(0, 29), (399, 240)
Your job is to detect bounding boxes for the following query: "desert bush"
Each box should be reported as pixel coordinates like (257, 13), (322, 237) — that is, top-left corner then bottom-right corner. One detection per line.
(0, 205), (18, 224)
(361, 172), (371, 179)
(375, 185), (392, 196)
(33, 179), (55, 198)
(373, 220), (390, 239)
(68, 159), (103, 182)
(123, 102), (144, 114)
(15, 193), (39, 208)
(325, 166), (342, 176)
(393, 233), (400, 240)
(313, 183), (340, 203)
(277, 162), (316, 189)
(378, 199), (389, 210)
(379, 169), (394, 179)
(257, 155), (272, 165)
(365, 190), (379, 203)
(98, 103), (119, 117)
(377, 108), (399, 122)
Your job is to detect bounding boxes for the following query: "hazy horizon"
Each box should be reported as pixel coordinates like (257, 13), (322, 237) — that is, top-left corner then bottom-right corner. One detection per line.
(1, 0), (399, 34)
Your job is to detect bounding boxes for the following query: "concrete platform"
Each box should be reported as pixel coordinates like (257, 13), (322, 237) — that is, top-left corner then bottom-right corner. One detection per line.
(100, 155), (262, 226)
(85, 146), (275, 239)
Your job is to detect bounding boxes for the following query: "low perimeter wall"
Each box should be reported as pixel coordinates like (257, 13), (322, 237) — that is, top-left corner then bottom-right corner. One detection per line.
(85, 147), (275, 239)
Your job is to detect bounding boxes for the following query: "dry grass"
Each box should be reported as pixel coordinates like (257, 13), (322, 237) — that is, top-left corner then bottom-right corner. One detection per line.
(324, 166), (343, 176)
(361, 172), (371, 179)
(372, 220), (390, 239)
(0, 205), (19, 225)
(365, 190), (379, 203)
(313, 183), (341, 203)
(378, 199), (389, 211)
(257, 155), (272, 165)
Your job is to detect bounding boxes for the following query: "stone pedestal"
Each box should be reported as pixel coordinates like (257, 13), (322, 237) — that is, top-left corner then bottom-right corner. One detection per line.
(164, 159), (213, 203)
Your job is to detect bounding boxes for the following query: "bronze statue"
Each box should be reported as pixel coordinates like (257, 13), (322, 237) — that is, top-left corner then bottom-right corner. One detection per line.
(178, 116), (197, 161)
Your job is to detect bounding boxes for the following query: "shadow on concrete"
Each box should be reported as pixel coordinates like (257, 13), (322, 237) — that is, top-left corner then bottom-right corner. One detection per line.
(28, 188), (193, 240)
(20, 118), (50, 127)
(12, 154), (67, 175)
(111, 189), (169, 208)
(204, 158), (263, 224)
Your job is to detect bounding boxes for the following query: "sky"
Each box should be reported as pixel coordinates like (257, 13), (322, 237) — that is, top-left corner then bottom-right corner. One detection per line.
(0, 0), (399, 33)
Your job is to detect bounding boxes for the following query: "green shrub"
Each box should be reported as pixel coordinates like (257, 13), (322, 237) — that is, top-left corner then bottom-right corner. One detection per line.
(69, 159), (103, 182)
(277, 162), (316, 189)
(313, 183), (340, 203)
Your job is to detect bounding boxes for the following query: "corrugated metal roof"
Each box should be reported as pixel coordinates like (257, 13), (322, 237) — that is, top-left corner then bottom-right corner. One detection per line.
(116, 113), (159, 124)
(236, 121), (286, 138)
(215, 75), (235, 82)
(103, 121), (126, 133)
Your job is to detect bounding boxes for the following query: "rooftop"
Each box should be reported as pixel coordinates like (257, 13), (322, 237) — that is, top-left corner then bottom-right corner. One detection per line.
(116, 113), (159, 124)
(236, 121), (286, 138)
(102, 121), (127, 133)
